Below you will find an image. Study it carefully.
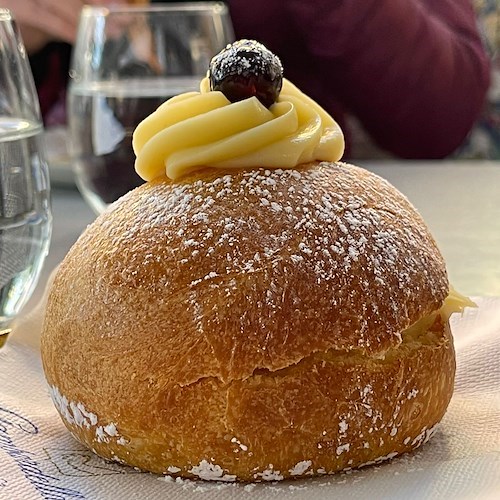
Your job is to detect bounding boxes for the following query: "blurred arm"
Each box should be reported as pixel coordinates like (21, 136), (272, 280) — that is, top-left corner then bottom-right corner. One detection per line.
(4, 0), (127, 54)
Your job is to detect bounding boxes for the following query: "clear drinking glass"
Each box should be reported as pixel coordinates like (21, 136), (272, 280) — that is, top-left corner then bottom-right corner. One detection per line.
(68, 2), (234, 214)
(0, 9), (52, 348)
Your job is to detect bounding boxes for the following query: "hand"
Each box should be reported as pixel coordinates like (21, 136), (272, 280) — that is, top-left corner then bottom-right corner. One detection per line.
(3, 0), (128, 53)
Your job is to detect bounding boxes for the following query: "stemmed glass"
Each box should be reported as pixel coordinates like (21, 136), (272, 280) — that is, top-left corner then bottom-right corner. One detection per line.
(0, 10), (52, 348)
(68, 2), (234, 214)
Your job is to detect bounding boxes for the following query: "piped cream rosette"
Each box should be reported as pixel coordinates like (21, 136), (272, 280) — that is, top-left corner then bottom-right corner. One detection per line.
(133, 78), (345, 181)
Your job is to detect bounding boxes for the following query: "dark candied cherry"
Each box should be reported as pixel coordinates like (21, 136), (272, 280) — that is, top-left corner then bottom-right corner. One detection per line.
(209, 39), (283, 108)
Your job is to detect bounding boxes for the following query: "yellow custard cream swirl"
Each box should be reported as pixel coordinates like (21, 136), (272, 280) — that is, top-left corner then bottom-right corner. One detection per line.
(133, 78), (345, 181)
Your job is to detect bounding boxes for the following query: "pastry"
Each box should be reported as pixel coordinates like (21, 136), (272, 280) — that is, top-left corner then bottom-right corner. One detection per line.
(41, 40), (472, 482)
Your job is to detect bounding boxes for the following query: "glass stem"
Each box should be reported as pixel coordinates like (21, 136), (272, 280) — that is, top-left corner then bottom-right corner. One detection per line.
(0, 327), (12, 348)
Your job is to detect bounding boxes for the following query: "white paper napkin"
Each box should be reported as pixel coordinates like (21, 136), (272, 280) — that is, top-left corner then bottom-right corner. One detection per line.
(1, 297), (499, 500)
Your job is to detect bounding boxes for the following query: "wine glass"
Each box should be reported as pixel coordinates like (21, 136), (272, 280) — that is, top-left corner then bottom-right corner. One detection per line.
(0, 9), (52, 348)
(68, 2), (234, 214)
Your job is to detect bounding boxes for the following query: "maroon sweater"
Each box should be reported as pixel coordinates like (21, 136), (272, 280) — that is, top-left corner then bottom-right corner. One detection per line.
(228, 0), (490, 158)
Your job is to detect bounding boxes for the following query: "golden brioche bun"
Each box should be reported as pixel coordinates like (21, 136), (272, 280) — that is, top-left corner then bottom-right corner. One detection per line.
(41, 161), (453, 482)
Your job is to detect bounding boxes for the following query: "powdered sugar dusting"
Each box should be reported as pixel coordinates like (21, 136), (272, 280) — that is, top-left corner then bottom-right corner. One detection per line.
(96, 422), (119, 443)
(411, 425), (438, 447)
(209, 39), (283, 88)
(109, 161), (447, 368)
(50, 385), (98, 430)
(231, 436), (249, 452)
(254, 465), (284, 481)
(289, 460), (312, 476)
(49, 385), (124, 445)
(336, 443), (350, 456)
(188, 460), (237, 482)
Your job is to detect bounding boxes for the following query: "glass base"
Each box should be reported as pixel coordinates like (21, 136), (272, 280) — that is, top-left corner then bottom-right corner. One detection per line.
(0, 328), (11, 348)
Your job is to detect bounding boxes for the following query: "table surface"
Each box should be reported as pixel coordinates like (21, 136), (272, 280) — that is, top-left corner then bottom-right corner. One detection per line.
(26, 160), (500, 312)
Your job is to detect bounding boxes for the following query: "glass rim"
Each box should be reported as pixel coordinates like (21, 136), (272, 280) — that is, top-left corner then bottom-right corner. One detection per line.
(81, 1), (229, 16)
(0, 8), (13, 22)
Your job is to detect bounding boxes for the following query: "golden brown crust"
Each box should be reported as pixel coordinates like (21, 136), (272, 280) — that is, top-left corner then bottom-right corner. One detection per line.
(41, 161), (452, 481)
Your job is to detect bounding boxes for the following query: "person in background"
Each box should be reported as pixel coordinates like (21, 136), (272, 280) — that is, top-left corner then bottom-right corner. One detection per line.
(5, 0), (491, 160)
(220, 0), (491, 159)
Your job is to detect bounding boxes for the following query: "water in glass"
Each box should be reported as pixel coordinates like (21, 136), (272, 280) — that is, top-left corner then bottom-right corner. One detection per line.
(0, 119), (51, 338)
